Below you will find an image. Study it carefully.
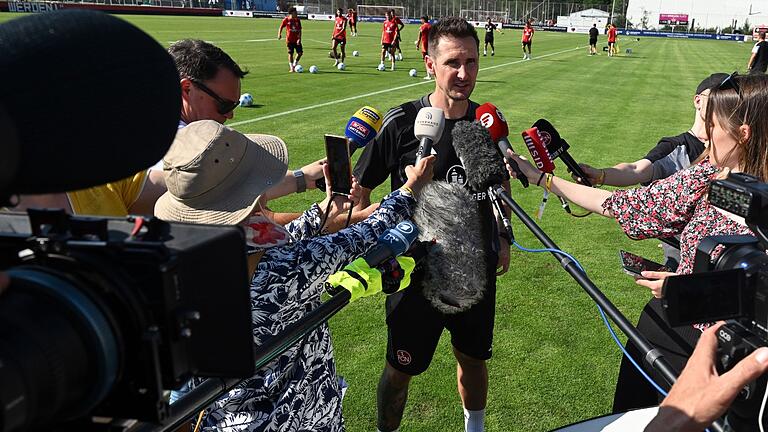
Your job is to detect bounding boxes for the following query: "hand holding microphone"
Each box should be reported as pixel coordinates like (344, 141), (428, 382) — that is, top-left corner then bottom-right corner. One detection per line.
(475, 102), (529, 187)
(414, 107), (445, 163)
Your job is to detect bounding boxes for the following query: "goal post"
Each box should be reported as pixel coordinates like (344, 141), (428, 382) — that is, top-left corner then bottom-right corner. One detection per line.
(460, 9), (509, 23)
(357, 4), (406, 19)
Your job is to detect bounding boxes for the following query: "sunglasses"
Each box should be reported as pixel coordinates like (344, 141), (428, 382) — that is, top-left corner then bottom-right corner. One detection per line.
(189, 78), (239, 115)
(719, 71), (741, 96)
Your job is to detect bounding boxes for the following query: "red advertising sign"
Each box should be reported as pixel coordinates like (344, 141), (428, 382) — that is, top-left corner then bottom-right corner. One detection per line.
(659, 13), (689, 25)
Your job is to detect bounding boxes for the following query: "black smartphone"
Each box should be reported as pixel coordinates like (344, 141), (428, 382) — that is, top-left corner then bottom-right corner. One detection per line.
(324, 134), (352, 195)
(619, 250), (671, 277)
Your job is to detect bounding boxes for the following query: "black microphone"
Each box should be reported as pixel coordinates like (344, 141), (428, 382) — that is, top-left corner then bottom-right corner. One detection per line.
(0, 10), (181, 198)
(533, 119), (592, 187)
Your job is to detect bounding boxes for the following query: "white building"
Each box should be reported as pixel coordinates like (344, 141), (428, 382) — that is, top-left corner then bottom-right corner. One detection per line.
(557, 8), (610, 33)
(626, 0), (768, 31)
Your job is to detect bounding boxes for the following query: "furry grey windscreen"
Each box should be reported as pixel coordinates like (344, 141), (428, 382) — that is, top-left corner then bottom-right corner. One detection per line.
(452, 120), (508, 191)
(412, 182), (487, 314)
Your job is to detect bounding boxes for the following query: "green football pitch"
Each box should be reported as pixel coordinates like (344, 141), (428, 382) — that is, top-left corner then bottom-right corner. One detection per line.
(0, 12), (754, 431)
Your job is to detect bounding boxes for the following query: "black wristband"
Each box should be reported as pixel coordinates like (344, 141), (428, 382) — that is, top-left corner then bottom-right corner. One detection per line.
(536, 172), (546, 187)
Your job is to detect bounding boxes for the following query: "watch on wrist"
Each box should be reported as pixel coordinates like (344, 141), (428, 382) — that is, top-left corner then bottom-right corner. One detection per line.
(293, 169), (306, 193)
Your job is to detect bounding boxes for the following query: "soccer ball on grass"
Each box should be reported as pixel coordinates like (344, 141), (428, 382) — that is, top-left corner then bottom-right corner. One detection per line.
(352, 50), (360, 56)
(294, 64), (304, 73)
(409, 69), (418, 77)
(239, 93), (254, 107)
(309, 65), (319, 73)
(377, 63), (386, 71)
(337, 62), (346, 70)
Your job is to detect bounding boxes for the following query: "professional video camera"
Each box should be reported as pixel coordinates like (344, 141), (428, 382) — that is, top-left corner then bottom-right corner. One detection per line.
(662, 172), (768, 432)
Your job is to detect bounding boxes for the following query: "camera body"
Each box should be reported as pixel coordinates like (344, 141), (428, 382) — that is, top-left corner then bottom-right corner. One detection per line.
(0, 209), (255, 431)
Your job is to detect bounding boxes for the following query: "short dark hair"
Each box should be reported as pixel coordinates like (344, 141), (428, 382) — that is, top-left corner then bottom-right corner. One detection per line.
(288, 6), (296, 13)
(427, 17), (479, 56)
(761, 31), (767, 39)
(168, 39), (247, 81)
(421, 15), (429, 21)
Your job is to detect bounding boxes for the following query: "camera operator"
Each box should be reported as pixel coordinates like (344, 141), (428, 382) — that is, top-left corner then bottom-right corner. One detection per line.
(644, 323), (768, 432)
(505, 73), (768, 411)
(156, 120), (435, 432)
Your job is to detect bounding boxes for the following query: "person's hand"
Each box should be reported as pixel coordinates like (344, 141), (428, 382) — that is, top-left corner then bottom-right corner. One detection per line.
(496, 240), (510, 275)
(403, 155), (435, 196)
(503, 149), (542, 185)
(301, 158), (327, 190)
(318, 164), (359, 221)
(635, 271), (677, 298)
(571, 163), (602, 185)
(277, 34), (282, 40)
(644, 322), (768, 432)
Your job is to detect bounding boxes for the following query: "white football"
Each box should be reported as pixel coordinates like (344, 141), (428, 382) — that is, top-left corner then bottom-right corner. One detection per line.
(337, 62), (346, 70)
(352, 50), (360, 56)
(409, 69), (417, 77)
(294, 64), (304, 73)
(309, 65), (319, 73)
(377, 63), (386, 71)
(239, 93), (254, 107)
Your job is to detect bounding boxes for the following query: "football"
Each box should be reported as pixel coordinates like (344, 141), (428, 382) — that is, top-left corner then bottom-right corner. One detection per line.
(239, 93), (254, 107)
(409, 69), (418, 77)
(377, 63), (386, 71)
(352, 50), (360, 57)
(309, 65), (319, 74)
(337, 62), (346, 70)
(294, 64), (304, 73)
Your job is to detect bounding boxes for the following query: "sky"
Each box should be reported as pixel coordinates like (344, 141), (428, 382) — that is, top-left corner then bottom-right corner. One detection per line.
(625, 0), (768, 30)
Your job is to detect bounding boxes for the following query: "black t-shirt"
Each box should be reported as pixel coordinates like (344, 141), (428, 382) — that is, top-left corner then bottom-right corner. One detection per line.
(753, 41), (768, 72)
(643, 132), (705, 163)
(589, 27), (599, 39)
(485, 23), (496, 35)
(353, 94), (503, 255)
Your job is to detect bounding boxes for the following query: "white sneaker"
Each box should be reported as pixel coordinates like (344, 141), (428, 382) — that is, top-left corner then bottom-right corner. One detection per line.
(483, 50), (487, 56)
(423, 75), (431, 80)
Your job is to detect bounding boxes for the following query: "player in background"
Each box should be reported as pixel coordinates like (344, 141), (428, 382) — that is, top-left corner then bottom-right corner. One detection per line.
(748, 31), (768, 74)
(380, 10), (398, 70)
(415, 15), (432, 79)
(483, 17), (503, 56)
(331, 8), (347, 67)
(277, 7), (302, 72)
(588, 23), (599, 55)
(607, 23), (618, 56)
(521, 20), (534, 60)
(391, 9), (405, 60)
(347, 8), (358, 36)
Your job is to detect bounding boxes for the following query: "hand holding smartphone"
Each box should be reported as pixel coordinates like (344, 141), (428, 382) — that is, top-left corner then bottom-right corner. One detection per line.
(619, 250), (671, 277)
(324, 134), (352, 196)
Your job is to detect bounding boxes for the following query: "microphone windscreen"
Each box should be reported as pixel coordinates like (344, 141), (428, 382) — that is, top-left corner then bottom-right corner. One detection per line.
(451, 120), (507, 191)
(475, 102), (509, 142)
(345, 106), (383, 148)
(0, 10), (181, 195)
(412, 181), (487, 314)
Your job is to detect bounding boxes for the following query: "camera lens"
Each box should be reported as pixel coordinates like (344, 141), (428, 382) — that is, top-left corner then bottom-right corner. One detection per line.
(0, 267), (119, 432)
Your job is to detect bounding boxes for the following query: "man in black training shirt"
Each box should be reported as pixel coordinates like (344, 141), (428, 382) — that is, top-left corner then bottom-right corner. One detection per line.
(483, 17), (502, 56)
(748, 31), (768, 74)
(353, 17), (509, 432)
(588, 23), (599, 55)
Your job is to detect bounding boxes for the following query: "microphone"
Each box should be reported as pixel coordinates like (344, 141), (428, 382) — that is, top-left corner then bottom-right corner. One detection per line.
(521, 127), (555, 174)
(533, 119), (592, 187)
(414, 107), (445, 163)
(0, 10), (181, 199)
(475, 103), (529, 188)
(362, 220), (418, 269)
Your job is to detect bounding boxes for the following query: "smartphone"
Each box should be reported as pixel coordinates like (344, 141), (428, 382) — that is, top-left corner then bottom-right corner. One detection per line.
(619, 250), (671, 277)
(324, 134), (352, 195)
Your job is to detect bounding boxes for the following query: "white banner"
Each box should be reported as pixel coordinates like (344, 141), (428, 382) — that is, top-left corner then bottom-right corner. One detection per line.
(223, 10), (253, 17)
(308, 13), (335, 21)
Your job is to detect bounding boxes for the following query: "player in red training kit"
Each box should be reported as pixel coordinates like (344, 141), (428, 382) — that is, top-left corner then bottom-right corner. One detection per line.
(277, 7), (302, 72)
(331, 8), (347, 67)
(390, 9), (405, 59)
(415, 16), (432, 79)
(522, 20), (534, 60)
(380, 10), (398, 70)
(607, 23), (618, 57)
(347, 8), (358, 36)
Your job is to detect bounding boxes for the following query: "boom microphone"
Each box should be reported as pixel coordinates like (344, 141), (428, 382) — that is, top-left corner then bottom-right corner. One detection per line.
(0, 10), (181, 199)
(414, 107), (445, 163)
(533, 119), (592, 187)
(451, 120), (507, 192)
(475, 103), (529, 187)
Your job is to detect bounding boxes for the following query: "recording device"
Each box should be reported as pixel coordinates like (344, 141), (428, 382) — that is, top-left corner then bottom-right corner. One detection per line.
(324, 134), (353, 195)
(414, 107), (445, 163)
(0, 10), (180, 202)
(475, 103), (528, 187)
(315, 106), (383, 191)
(533, 119), (592, 187)
(619, 250), (671, 277)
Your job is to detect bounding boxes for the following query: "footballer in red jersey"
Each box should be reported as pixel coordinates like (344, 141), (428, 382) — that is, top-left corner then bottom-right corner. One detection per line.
(521, 20), (534, 60)
(347, 8), (358, 36)
(331, 8), (347, 66)
(380, 11), (399, 70)
(390, 9), (405, 58)
(607, 24), (618, 56)
(415, 16), (432, 79)
(277, 7), (303, 72)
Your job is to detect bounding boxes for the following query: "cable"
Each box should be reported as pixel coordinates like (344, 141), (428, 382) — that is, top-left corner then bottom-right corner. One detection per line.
(511, 240), (669, 397)
(759, 378), (768, 432)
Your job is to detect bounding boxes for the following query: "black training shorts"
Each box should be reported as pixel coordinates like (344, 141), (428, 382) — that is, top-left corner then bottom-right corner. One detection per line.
(485, 34), (494, 43)
(382, 42), (393, 50)
(522, 40), (532, 48)
(385, 262), (497, 376)
(287, 42), (303, 54)
(589, 37), (597, 46)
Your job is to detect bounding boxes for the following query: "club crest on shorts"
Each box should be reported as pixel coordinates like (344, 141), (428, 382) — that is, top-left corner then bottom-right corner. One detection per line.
(445, 165), (467, 185)
(396, 349), (412, 365)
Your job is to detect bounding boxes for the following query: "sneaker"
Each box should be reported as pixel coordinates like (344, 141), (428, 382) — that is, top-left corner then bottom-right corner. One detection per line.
(491, 51), (495, 56)
(483, 50), (487, 56)
(423, 75), (431, 80)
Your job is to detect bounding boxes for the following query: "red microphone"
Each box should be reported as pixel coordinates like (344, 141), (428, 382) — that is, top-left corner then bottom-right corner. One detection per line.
(475, 103), (528, 187)
(522, 127), (555, 173)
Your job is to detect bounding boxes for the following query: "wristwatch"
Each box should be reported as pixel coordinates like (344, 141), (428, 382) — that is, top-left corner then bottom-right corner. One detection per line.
(293, 169), (306, 193)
